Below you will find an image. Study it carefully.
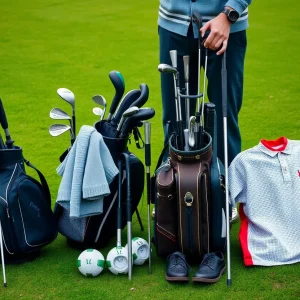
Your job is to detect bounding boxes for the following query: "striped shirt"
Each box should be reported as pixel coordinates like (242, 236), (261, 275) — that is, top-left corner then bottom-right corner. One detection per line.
(229, 137), (300, 266)
(158, 0), (252, 37)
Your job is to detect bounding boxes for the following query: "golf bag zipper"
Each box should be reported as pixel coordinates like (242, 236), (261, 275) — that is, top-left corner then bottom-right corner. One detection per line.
(184, 192), (194, 252)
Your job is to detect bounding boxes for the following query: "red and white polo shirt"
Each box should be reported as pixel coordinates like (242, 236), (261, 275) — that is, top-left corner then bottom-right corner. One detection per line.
(229, 137), (300, 266)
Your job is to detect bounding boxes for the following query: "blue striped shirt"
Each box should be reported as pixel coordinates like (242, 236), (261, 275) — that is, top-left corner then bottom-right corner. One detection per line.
(158, 0), (252, 37)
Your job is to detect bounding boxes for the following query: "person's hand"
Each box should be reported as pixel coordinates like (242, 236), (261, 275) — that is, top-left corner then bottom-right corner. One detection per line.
(200, 13), (231, 55)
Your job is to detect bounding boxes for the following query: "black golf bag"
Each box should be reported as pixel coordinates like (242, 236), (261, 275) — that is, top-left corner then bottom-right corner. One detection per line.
(55, 120), (144, 249)
(0, 146), (58, 262)
(152, 103), (229, 262)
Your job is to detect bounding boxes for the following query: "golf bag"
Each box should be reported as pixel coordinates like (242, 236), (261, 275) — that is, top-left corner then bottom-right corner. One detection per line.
(55, 120), (144, 249)
(152, 104), (228, 262)
(0, 147), (58, 262)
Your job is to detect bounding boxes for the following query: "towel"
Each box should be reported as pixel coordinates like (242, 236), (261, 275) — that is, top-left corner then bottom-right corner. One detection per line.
(56, 125), (119, 217)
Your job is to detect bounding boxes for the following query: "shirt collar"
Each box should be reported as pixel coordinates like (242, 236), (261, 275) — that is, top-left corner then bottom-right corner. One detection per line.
(258, 137), (292, 157)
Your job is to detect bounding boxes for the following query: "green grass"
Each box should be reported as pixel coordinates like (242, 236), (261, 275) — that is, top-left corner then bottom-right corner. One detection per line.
(1, 0), (300, 299)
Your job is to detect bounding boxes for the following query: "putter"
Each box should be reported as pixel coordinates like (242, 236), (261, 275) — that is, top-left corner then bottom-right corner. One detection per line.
(184, 128), (189, 151)
(92, 107), (104, 120)
(50, 108), (75, 144)
(221, 51), (232, 286)
(107, 70), (125, 121)
(106, 160), (129, 275)
(144, 122), (152, 274)
(0, 99), (14, 149)
(183, 56), (190, 129)
(0, 220), (7, 287)
(121, 152), (133, 280)
(57, 88), (76, 138)
(116, 106), (139, 138)
(92, 95), (107, 120)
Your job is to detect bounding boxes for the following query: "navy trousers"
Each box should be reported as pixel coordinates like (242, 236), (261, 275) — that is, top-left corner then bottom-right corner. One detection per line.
(159, 25), (247, 165)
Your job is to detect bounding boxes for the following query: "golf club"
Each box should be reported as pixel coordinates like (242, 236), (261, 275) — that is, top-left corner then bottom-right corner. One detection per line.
(188, 116), (196, 148)
(158, 62), (182, 149)
(170, 50), (184, 150)
(49, 124), (74, 147)
(0, 133), (5, 149)
(129, 84), (149, 109)
(0, 99), (14, 149)
(120, 108), (155, 138)
(221, 51), (232, 286)
(92, 95), (107, 120)
(121, 152), (133, 280)
(198, 47), (208, 149)
(0, 220), (7, 287)
(107, 70), (126, 121)
(57, 88), (76, 138)
(92, 107), (104, 120)
(111, 89), (141, 126)
(184, 128), (189, 151)
(192, 11), (203, 112)
(116, 106), (139, 137)
(50, 107), (75, 144)
(106, 160), (129, 275)
(183, 55), (190, 129)
(144, 121), (152, 274)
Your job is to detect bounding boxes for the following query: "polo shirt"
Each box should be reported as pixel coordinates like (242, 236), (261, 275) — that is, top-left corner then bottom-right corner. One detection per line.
(229, 137), (300, 266)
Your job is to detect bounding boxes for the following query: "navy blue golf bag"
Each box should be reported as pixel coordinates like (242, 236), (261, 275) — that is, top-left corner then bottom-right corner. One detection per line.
(0, 147), (58, 262)
(55, 120), (144, 249)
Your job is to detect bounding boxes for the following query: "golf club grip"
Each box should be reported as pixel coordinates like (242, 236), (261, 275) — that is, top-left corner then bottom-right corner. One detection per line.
(144, 122), (151, 167)
(109, 71), (125, 116)
(111, 90), (141, 125)
(0, 99), (8, 130)
(130, 84), (149, 108)
(177, 120), (184, 150)
(204, 103), (215, 141)
(120, 109), (155, 138)
(221, 52), (227, 118)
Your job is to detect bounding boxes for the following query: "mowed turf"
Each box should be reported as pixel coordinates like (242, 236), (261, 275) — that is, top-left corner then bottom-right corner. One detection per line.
(0, 0), (300, 299)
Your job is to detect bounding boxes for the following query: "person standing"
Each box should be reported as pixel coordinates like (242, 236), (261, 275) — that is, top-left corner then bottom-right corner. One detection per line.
(158, 0), (252, 283)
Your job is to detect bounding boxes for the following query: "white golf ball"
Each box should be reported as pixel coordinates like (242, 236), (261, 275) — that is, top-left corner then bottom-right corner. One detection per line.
(77, 249), (105, 277)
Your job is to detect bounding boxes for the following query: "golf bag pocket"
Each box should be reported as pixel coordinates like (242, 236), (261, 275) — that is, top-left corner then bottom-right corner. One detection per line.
(0, 147), (58, 259)
(154, 164), (178, 257)
(169, 132), (212, 262)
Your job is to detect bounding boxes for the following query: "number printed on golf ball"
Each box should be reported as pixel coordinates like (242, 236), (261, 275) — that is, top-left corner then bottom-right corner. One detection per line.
(106, 246), (129, 275)
(128, 237), (150, 265)
(77, 249), (105, 277)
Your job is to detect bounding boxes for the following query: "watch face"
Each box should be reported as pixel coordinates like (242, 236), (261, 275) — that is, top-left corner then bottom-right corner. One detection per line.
(229, 10), (239, 22)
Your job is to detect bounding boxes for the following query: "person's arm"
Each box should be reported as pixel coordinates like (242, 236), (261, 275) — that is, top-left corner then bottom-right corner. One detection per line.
(200, 0), (252, 55)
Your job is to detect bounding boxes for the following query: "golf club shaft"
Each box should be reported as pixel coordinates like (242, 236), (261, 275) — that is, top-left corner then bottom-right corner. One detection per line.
(123, 153), (133, 280)
(0, 133), (5, 149)
(0, 99), (14, 149)
(144, 122), (152, 274)
(0, 221), (7, 287)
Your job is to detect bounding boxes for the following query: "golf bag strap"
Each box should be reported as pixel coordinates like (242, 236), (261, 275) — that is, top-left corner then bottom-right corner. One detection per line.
(132, 127), (144, 149)
(24, 159), (51, 206)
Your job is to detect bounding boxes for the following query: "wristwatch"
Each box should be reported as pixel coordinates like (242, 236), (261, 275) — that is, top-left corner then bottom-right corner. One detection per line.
(222, 8), (239, 24)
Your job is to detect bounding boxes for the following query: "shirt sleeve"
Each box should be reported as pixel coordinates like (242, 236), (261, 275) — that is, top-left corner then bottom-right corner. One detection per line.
(229, 155), (247, 205)
(225, 0), (252, 15)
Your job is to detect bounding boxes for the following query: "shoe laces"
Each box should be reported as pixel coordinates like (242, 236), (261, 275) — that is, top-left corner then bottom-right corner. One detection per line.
(167, 253), (191, 269)
(201, 254), (214, 268)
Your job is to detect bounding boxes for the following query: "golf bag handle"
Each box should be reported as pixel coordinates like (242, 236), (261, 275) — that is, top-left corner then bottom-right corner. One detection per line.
(24, 159), (51, 207)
